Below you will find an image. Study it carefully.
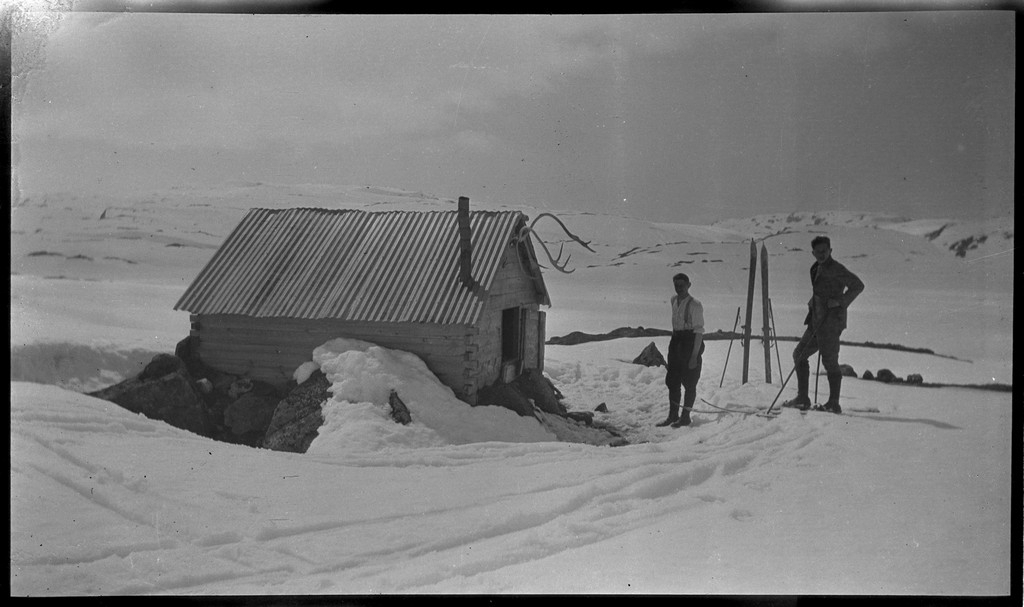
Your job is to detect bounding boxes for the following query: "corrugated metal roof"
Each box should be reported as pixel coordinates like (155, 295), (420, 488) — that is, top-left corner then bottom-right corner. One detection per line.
(174, 207), (550, 324)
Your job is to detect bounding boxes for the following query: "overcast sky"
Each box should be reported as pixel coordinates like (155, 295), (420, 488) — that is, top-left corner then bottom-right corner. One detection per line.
(11, 8), (1015, 224)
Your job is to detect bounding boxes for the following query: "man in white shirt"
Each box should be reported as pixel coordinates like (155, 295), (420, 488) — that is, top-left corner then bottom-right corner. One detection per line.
(657, 273), (705, 428)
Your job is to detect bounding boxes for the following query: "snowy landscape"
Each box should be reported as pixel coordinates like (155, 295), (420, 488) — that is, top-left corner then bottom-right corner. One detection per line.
(10, 184), (1014, 595)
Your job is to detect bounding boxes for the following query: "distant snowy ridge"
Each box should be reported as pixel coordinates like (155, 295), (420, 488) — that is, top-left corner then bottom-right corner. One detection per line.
(712, 210), (1014, 261)
(19, 182), (1007, 262)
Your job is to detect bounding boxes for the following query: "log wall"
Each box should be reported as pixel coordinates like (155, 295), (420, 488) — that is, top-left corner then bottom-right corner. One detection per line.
(192, 314), (477, 400)
(191, 243), (548, 405)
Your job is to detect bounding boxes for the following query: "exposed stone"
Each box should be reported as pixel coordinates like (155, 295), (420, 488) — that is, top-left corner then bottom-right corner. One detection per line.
(875, 369), (898, 383)
(208, 372), (231, 392)
(196, 378), (213, 394)
(262, 370), (330, 454)
(838, 364), (857, 377)
(477, 382), (535, 417)
(224, 391), (280, 446)
(476, 369), (571, 418)
(89, 361), (211, 436)
(565, 411), (594, 425)
(632, 342), (667, 367)
(906, 373), (924, 385)
(174, 335), (205, 378)
(535, 410), (628, 447)
(388, 390), (412, 425)
(138, 353), (188, 381)
(594, 402), (608, 413)
(511, 368), (566, 415)
(547, 326), (673, 346)
(228, 377), (255, 399)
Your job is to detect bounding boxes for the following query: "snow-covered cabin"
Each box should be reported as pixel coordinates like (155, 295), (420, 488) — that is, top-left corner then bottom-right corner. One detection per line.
(173, 198), (551, 405)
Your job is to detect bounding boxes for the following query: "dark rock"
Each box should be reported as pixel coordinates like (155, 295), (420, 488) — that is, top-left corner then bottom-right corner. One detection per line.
(547, 326), (672, 346)
(476, 382), (535, 417)
(174, 334), (194, 361)
(224, 391), (280, 446)
(174, 336), (235, 389)
(875, 369), (898, 383)
(89, 364), (211, 436)
(477, 369), (577, 418)
(138, 353), (188, 381)
(547, 377), (564, 401)
(174, 335), (206, 378)
(212, 372), (237, 390)
(388, 390), (412, 425)
(862, 370), (874, 380)
(632, 342), (667, 367)
(906, 373), (924, 385)
(249, 378), (287, 399)
(595, 402), (608, 413)
(228, 377), (255, 399)
(262, 370), (330, 453)
(838, 364), (857, 377)
(511, 368), (567, 416)
(566, 411), (594, 425)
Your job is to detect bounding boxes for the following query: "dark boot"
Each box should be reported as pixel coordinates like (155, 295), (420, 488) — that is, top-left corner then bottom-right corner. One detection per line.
(822, 372), (843, 414)
(671, 407), (692, 428)
(782, 361), (812, 410)
(656, 401), (679, 426)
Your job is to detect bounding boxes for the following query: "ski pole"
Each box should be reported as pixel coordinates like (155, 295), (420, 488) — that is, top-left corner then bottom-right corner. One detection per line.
(765, 365), (797, 415)
(814, 352), (821, 403)
(719, 306), (741, 388)
(764, 310), (830, 416)
(768, 298), (783, 381)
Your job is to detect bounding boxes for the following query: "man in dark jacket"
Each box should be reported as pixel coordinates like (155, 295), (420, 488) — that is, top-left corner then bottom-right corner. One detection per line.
(782, 236), (864, 413)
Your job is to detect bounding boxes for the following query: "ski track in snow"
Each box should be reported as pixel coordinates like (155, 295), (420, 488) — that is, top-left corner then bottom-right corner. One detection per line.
(10, 329), (874, 593)
(12, 377), (829, 594)
(10, 191), (1011, 594)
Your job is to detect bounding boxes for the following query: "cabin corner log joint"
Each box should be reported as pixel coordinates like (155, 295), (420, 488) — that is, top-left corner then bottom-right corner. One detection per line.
(173, 200), (552, 405)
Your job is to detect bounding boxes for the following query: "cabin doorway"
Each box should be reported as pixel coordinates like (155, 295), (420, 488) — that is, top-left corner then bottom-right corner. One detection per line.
(501, 307), (525, 382)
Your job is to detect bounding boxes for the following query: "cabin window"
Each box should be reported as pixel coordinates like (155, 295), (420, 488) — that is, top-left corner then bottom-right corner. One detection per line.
(501, 307), (523, 362)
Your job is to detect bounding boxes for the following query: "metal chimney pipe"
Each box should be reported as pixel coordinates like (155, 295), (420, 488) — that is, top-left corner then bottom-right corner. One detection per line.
(457, 196), (472, 286)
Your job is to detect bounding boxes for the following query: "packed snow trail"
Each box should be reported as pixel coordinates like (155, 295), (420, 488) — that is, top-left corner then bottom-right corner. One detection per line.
(10, 328), (1011, 594)
(13, 380), (833, 594)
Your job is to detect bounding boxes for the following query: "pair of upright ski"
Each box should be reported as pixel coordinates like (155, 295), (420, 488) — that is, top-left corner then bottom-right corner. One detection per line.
(746, 239), (780, 419)
(742, 240), (774, 385)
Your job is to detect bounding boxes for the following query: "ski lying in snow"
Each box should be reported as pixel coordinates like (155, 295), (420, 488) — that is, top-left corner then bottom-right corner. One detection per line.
(698, 399), (775, 418)
(806, 404), (881, 415)
(782, 403), (882, 416)
(700, 399), (878, 419)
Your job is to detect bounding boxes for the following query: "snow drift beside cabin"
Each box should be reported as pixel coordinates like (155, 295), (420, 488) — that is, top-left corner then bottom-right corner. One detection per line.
(305, 338), (556, 454)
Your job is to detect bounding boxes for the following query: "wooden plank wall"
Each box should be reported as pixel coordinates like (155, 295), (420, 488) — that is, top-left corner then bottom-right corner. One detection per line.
(191, 243), (548, 405)
(471, 244), (545, 391)
(193, 314), (475, 399)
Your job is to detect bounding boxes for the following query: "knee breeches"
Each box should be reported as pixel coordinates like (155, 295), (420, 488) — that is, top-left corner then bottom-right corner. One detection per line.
(666, 331), (704, 404)
(792, 319), (843, 374)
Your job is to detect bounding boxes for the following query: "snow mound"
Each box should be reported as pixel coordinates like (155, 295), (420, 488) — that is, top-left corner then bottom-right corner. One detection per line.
(305, 338), (557, 455)
(9, 341), (161, 393)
